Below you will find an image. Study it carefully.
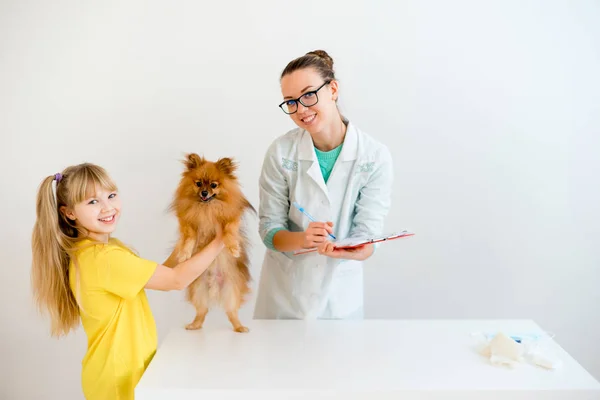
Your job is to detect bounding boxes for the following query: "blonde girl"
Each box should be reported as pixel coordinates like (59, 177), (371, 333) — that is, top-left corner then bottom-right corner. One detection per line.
(31, 162), (223, 399)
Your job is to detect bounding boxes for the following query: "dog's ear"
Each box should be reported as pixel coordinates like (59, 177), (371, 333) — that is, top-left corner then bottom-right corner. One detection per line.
(216, 157), (237, 176)
(184, 153), (205, 170)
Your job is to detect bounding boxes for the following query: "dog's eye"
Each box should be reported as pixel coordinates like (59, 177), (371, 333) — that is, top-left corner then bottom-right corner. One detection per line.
(195, 181), (202, 188)
(210, 182), (218, 189)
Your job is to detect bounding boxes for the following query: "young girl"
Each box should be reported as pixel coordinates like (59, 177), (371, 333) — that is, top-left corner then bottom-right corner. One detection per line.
(253, 50), (394, 320)
(31, 162), (224, 400)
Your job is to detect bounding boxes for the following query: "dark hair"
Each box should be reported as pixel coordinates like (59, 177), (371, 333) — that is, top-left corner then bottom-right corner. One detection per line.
(281, 50), (336, 82)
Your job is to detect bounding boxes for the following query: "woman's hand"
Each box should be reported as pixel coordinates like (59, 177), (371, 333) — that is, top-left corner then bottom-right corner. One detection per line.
(302, 221), (334, 249)
(317, 241), (374, 261)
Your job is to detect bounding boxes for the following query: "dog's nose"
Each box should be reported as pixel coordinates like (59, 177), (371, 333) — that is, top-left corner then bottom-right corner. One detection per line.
(201, 191), (208, 197)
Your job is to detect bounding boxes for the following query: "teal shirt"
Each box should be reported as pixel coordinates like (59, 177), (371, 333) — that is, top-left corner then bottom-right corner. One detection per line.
(263, 144), (343, 250)
(314, 144), (343, 183)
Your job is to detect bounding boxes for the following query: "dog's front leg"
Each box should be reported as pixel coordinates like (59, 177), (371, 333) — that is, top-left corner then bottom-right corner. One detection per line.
(174, 226), (197, 263)
(162, 248), (178, 268)
(223, 220), (241, 258)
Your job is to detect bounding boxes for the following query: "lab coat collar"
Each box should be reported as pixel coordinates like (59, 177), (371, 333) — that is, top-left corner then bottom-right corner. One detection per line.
(299, 117), (358, 201)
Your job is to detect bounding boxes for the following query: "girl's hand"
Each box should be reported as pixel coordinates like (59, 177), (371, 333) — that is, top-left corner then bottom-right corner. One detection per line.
(302, 221), (334, 249)
(317, 242), (374, 261)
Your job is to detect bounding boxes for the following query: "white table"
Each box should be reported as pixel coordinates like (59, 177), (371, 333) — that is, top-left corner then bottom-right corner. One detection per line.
(135, 319), (600, 399)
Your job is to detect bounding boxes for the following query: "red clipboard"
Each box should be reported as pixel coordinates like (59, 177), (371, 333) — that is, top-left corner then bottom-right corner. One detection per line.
(293, 231), (414, 256)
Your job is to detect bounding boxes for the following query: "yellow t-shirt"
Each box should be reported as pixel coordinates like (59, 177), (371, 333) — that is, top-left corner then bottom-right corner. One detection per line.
(69, 238), (158, 400)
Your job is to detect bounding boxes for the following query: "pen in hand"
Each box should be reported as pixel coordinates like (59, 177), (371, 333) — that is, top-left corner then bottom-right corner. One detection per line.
(292, 202), (337, 240)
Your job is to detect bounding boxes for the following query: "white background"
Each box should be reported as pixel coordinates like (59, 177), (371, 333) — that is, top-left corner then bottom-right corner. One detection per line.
(1, 1), (599, 399)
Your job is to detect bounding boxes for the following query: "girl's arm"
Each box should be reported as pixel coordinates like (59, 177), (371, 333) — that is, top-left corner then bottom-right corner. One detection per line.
(145, 228), (224, 291)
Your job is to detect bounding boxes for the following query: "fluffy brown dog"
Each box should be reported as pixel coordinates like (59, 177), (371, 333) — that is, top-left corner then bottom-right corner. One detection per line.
(165, 153), (254, 333)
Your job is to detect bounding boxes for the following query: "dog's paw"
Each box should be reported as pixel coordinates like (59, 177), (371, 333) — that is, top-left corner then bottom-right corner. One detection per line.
(228, 243), (241, 258)
(177, 251), (192, 263)
(177, 239), (196, 263)
(185, 320), (204, 330)
(234, 325), (249, 333)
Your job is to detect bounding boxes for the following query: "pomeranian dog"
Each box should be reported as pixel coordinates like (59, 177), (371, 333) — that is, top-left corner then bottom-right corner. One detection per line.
(165, 153), (254, 333)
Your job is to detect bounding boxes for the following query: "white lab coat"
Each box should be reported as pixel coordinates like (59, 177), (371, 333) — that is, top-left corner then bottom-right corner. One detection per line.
(253, 119), (394, 319)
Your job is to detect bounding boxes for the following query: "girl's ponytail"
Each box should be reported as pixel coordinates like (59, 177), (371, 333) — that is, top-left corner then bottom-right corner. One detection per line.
(31, 174), (79, 337)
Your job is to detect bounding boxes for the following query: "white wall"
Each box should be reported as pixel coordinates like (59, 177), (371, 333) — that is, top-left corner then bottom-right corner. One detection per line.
(1, 0), (599, 398)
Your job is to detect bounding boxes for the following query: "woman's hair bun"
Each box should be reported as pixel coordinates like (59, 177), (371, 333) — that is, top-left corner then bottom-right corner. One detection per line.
(306, 50), (334, 70)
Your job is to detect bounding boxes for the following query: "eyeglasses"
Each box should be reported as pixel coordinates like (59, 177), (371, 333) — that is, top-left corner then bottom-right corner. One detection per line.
(278, 81), (330, 115)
